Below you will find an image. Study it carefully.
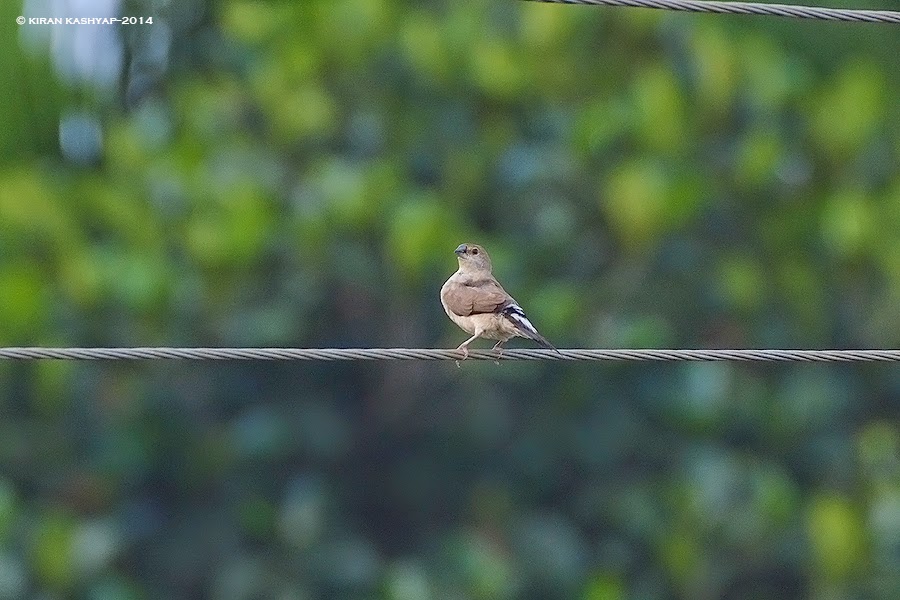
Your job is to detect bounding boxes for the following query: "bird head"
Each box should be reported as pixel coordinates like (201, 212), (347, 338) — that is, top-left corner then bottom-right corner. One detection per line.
(454, 243), (492, 273)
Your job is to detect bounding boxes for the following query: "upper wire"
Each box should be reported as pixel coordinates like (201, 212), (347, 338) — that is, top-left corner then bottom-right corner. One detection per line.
(523, 0), (900, 24)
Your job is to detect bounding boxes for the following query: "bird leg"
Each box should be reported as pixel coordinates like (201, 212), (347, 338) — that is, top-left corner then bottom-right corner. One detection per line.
(455, 332), (481, 368)
(491, 340), (505, 365)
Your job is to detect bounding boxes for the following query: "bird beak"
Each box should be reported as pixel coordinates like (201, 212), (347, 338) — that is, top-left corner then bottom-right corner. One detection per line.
(454, 244), (467, 256)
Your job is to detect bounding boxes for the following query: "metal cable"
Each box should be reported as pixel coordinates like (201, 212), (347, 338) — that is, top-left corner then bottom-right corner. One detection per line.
(523, 0), (900, 23)
(1, 347), (899, 362)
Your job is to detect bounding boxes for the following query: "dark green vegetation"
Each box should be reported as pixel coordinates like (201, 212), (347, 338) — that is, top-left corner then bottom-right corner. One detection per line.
(1, 0), (899, 598)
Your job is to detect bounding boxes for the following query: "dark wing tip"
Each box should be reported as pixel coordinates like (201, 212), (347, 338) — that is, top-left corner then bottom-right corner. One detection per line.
(536, 334), (560, 353)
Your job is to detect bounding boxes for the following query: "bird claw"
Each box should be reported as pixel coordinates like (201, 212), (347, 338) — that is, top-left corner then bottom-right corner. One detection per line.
(492, 342), (504, 365)
(455, 344), (469, 367)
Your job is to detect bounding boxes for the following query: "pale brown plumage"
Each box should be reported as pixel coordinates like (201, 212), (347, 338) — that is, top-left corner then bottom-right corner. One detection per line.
(441, 243), (555, 361)
(441, 275), (513, 317)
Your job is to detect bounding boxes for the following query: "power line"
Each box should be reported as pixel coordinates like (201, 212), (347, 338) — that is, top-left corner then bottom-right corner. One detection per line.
(1, 347), (899, 362)
(523, 0), (900, 23)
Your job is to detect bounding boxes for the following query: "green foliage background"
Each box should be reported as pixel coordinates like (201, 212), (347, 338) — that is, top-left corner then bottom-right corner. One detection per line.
(1, 0), (899, 598)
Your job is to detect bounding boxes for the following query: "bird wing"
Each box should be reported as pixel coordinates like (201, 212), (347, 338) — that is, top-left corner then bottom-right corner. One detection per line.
(442, 276), (514, 317)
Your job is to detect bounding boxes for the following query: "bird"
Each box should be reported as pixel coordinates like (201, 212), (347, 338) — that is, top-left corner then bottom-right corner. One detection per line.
(440, 243), (556, 361)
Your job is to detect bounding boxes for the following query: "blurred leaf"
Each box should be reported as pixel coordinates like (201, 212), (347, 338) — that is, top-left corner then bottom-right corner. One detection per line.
(582, 573), (624, 600)
(631, 65), (687, 152)
(0, 262), (49, 344)
(689, 24), (738, 117)
(735, 130), (782, 187)
(387, 194), (465, 280)
(0, 480), (15, 542)
(31, 512), (76, 590)
(384, 561), (433, 600)
(221, 1), (293, 43)
(808, 494), (867, 580)
(718, 256), (766, 312)
(602, 160), (703, 249)
(471, 38), (526, 100)
(447, 531), (518, 600)
(820, 187), (873, 258)
(659, 532), (700, 585)
(811, 61), (886, 160)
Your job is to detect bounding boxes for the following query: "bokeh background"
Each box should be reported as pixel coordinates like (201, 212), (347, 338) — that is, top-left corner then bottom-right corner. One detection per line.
(2, 0), (900, 598)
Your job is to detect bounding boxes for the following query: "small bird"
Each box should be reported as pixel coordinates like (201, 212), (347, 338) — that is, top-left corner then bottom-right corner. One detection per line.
(440, 243), (556, 361)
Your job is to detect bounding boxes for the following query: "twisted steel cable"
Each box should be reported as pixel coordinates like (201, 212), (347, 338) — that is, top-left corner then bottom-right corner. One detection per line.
(523, 0), (900, 24)
(1, 347), (900, 362)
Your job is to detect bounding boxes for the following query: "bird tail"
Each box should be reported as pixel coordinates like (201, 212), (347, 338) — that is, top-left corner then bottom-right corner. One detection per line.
(502, 305), (559, 352)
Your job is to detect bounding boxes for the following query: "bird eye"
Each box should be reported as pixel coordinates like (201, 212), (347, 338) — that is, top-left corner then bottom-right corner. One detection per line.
(471, 248), (479, 255)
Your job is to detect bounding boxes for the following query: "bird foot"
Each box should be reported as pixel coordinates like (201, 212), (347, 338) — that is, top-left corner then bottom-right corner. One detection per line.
(491, 341), (504, 365)
(455, 343), (470, 367)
